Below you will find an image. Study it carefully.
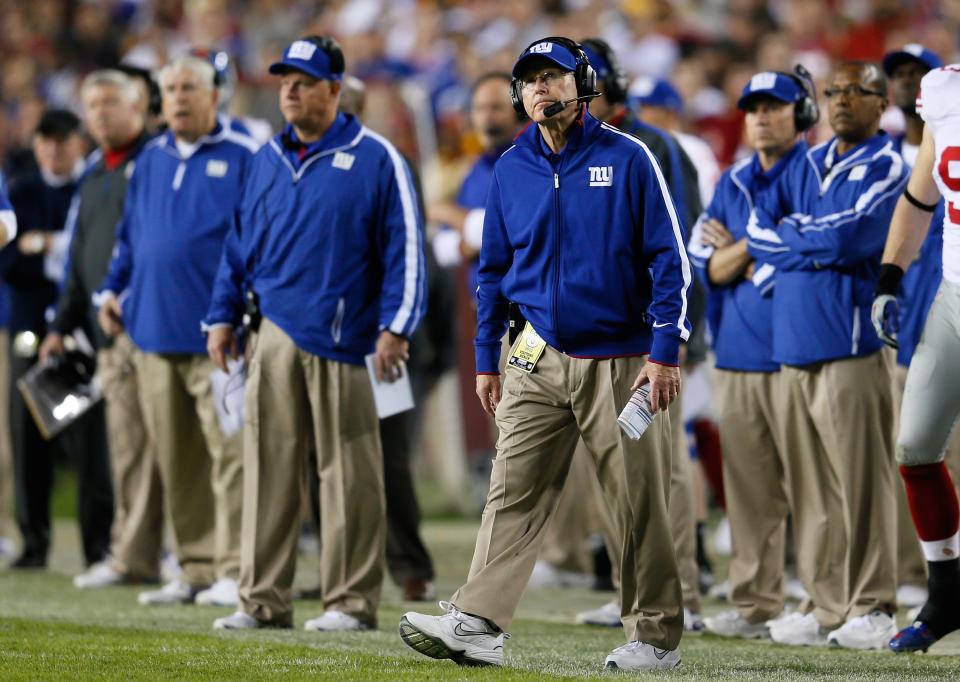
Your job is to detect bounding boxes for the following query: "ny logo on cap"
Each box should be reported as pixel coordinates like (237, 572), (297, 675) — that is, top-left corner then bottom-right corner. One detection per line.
(288, 41), (317, 61)
(528, 42), (554, 54)
(749, 72), (778, 92)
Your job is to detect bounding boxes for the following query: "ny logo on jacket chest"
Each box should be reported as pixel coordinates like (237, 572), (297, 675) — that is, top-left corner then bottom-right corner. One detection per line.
(588, 165), (613, 187)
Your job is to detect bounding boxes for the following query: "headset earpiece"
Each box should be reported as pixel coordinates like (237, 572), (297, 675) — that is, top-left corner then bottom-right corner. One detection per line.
(580, 38), (627, 104)
(788, 64), (819, 132)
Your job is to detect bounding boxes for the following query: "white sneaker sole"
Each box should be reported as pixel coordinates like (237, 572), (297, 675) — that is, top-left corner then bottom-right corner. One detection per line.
(398, 616), (501, 666)
(605, 658), (681, 671)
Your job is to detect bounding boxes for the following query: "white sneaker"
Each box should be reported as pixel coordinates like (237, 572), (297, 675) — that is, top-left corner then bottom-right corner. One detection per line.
(195, 578), (239, 607)
(827, 610), (897, 650)
(785, 578), (809, 601)
(160, 551), (181, 583)
(684, 608), (704, 632)
(304, 610), (370, 632)
(399, 601), (507, 666)
(769, 612), (828, 646)
(526, 560), (593, 590)
(766, 607), (796, 627)
(704, 609), (769, 639)
(712, 517), (732, 556)
(74, 561), (126, 589)
(575, 600), (620, 627)
(604, 641), (680, 671)
(213, 611), (263, 630)
(138, 579), (198, 606)
(896, 584), (928, 609)
(708, 579), (730, 601)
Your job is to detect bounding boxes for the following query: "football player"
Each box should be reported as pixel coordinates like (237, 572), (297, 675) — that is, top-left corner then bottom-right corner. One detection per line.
(873, 64), (960, 652)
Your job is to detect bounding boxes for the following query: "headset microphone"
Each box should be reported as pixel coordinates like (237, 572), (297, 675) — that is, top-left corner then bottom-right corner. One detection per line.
(543, 92), (601, 118)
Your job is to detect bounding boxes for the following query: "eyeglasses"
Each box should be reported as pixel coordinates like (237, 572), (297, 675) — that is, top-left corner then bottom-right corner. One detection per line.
(823, 85), (885, 100)
(520, 70), (572, 92)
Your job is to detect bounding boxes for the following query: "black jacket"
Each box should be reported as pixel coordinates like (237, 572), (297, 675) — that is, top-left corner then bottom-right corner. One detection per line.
(50, 133), (150, 348)
(1, 173), (77, 335)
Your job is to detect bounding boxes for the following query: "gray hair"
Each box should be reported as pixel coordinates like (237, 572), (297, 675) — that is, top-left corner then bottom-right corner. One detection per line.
(80, 69), (141, 104)
(158, 55), (216, 91)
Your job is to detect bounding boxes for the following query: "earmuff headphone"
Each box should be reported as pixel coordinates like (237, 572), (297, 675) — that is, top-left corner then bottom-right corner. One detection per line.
(784, 64), (819, 132)
(510, 36), (597, 118)
(579, 38), (628, 104)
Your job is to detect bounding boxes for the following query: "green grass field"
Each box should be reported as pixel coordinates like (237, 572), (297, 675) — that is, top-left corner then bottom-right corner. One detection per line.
(2, 518), (959, 680)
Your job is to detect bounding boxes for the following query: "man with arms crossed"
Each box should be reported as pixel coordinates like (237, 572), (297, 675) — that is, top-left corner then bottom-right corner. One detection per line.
(689, 70), (814, 639)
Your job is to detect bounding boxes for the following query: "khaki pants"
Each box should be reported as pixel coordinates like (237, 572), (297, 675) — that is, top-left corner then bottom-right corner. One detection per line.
(538, 443), (602, 576)
(714, 369), (788, 623)
(239, 318), (384, 626)
(540, 380), (701, 613)
(668, 390), (701, 614)
(890, 362), (927, 586)
(97, 334), (163, 579)
(451, 346), (682, 649)
(780, 352), (897, 629)
(134, 350), (242, 586)
(0, 329), (10, 538)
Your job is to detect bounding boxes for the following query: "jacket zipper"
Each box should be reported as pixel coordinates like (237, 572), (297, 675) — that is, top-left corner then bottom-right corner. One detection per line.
(331, 297), (345, 345)
(552, 167), (563, 350)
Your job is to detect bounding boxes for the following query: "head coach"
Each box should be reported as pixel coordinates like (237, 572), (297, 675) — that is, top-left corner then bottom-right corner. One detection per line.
(205, 36), (426, 632)
(400, 37), (692, 672)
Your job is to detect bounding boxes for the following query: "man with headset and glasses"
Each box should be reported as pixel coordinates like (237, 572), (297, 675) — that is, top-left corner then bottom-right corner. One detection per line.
(746, 61), (907, 649)
(400, 36), (691, 672)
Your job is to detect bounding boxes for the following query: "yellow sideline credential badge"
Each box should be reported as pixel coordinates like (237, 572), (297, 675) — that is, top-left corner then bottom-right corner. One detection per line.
(508, 322), (547, 373)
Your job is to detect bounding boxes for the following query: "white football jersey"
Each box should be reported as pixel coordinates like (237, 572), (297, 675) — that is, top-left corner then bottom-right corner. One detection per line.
(918, 66), (960, 284)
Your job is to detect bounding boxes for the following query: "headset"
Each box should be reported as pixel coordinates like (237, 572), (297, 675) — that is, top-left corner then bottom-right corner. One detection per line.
(784, 64), (819, 132)
(510, 36), (597, 118)
(301, 35), (346, 77)
(579, 38), (628, 104)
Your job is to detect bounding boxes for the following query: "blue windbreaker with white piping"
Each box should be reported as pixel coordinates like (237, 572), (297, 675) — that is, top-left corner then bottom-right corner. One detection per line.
(688, 141), (807, 372)
(746, 132), (909, 366)
(100, 124), (257, 354)
(205, 112), (426, 366)
(475, 110), (692, 375)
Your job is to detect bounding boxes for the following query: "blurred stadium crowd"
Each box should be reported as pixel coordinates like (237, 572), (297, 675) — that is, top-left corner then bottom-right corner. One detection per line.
(0, 0), (957, 174)
(1, 0), (960, 664)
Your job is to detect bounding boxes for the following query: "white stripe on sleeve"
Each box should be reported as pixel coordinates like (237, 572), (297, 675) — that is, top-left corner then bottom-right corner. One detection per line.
(601, 122), (691, 341)
(362, 129), (422, 335)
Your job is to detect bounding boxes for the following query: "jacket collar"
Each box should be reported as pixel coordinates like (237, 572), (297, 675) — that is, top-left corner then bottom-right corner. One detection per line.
(157, 121), (227, 158)
(269, 112), (365, 179)
(514, 107), (600, 157)
(807, 130), (891, 190)
(745, 139), (807, 184)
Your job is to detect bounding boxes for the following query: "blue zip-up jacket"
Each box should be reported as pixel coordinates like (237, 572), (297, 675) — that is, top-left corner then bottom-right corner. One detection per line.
(205, 113), (426, 366)
(890, 133), (945, 366)
(100, 124), (258, 354)
(688, 141), (807, 372)
(747, 132), (909, 366)
(475, 110), (692, 374)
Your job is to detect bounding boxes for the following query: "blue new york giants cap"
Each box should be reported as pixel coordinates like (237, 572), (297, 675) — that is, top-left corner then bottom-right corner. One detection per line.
(736, 71), (805, 110)
(628, 77), (683, 113)
(512, 39), (580, 78)
(882, 44), (943, 76)
(269, 39), (343, 81)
